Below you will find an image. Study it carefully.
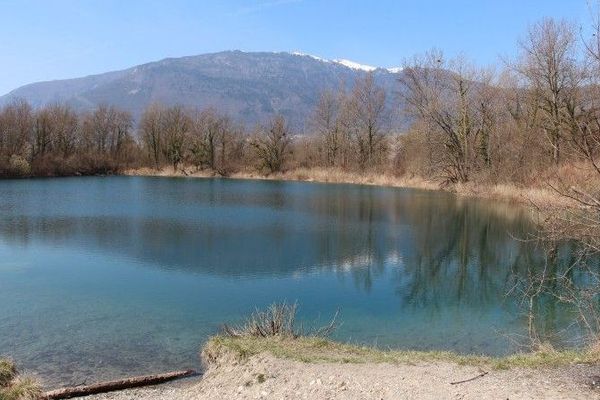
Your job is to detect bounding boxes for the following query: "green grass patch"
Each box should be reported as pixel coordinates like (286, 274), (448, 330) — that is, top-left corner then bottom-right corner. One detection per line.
(203, 335), (600, 370)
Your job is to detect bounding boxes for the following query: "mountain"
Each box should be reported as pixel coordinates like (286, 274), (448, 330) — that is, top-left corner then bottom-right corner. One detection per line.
(0, 51), (405, 130)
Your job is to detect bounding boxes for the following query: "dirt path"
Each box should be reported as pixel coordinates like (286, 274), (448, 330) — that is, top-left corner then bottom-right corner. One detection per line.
(81, 352), (599, 400)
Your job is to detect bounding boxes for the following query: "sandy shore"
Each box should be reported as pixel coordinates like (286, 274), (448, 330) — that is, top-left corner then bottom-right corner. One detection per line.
(80, 352), (599, 400)
(76, 336), (600, 400)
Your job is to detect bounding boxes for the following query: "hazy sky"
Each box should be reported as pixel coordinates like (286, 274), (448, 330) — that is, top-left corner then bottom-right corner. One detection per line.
(0, 0), (593, 95)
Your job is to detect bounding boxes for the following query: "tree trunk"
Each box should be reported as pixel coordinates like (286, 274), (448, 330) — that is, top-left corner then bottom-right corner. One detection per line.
(43, 369), (197, 399)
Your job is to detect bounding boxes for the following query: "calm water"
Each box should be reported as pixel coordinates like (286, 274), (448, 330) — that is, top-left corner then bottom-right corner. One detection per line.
(0, 177), (581, 387)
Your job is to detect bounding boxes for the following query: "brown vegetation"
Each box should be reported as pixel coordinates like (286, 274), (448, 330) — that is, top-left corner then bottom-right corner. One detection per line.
(0, 359), (40, 400)
(494, 14), (600, 350)
(221, 302), (338, 340)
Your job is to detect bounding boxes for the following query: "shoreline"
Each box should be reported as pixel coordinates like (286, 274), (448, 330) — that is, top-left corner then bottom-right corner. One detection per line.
(0, 166), (574, 209)
(124, 166), (574, 209)
(79, 336), (600, 399)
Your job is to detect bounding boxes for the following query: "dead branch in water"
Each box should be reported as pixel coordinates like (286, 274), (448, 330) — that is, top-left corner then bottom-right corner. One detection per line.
(42, 369), (197, 399)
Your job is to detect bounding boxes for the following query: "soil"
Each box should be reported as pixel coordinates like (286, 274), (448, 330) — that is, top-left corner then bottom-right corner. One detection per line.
(80, 352), (600, 400)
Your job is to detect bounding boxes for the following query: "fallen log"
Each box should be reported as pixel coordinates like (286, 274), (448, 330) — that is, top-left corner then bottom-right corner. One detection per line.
(43, 369), (197, 399)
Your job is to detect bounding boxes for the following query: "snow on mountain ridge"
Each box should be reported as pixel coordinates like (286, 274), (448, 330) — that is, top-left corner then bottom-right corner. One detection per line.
(387, 67), (403, 73)
(291, 52), (401, 73)
(332, 59), (377, 72)
(291, 51), (330, 63)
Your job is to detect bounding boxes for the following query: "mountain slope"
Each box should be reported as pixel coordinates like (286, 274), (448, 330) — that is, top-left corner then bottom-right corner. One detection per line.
(0, 51), (403, 129)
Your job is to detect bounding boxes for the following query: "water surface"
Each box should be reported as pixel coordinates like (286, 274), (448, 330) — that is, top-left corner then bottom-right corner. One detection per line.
(0, 177), (580, 387)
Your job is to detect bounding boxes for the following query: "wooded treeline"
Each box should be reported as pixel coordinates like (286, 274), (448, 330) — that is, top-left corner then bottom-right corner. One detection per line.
(0, 72), (389, 178)
(0, 17), (599, 189)
(400, 18), (600, 186)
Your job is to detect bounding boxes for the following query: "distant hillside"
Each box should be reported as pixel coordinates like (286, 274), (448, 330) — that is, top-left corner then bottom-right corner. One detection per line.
(0, 51), (406, 130)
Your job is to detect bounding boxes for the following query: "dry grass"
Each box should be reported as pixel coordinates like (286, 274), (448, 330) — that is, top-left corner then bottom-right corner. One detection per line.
(0, 378), (41, 400)
(265, 168), (439, 191)
(128, 163), (600, 210)
(451, 182), (575, 208)
(203, 335), (600, 371)
(0, 359), (17, 387)
(125, 166), (438, 191)
(223, 302), (300, 338)
(222, 302), (338, 339)
(125, 165), (581, 208)
(0, 359), (40, 400)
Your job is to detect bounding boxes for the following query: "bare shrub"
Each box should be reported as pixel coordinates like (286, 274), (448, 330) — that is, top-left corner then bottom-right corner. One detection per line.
(222, 302), (338, 339)
(8, 155), (30, 177)
(251, 116), (292, 174)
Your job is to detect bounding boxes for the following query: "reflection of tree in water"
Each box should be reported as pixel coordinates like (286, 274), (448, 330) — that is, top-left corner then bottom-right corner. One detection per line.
(393, 195), (591, 339)
(311, 198), (398, 292)
(508, 241), (597, 347)
(390, 196), (530, 309)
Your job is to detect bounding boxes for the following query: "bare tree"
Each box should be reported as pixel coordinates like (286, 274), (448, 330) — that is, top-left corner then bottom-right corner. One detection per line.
(140, 104), (164, 169)
(0, 99), (33, 158)
(336, 89), (359, 169)
(400, 51), (486, 182)
(313, 89), (342, 167)
(110, 108), (133, 158)
(493, 70), (546, 182)
(82, 105), (133, 158)
(251, 115), (291, 174)
(48, 104), (78, 159)
(550, 9), (600, 254)
(189, 109), (241, 175)
(512, 15), (600, 347)
(475, 69), (498, 168)
(31, 107), (53, 160)
(516, 18), (581, 165)
(352, 73), (388, 168)
(213, 115), (242, 176)
(162, 105), (191, 171)
(190, 109), (221, 171)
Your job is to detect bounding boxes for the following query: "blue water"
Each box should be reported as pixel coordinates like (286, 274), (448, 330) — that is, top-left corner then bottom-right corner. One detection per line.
(0, 177), (579, 387)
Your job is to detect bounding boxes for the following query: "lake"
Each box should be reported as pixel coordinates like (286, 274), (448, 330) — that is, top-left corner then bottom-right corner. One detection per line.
(0, 176), (581, 387)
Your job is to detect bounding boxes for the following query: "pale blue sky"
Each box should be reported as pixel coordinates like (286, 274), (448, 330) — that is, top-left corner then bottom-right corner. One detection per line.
(0, 0), (593, 95)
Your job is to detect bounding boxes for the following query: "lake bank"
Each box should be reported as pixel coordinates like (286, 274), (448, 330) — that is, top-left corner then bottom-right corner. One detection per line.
(0, 165), (576, 208)
(80, 336), (600, 400)
(125, 166), (574, 209)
